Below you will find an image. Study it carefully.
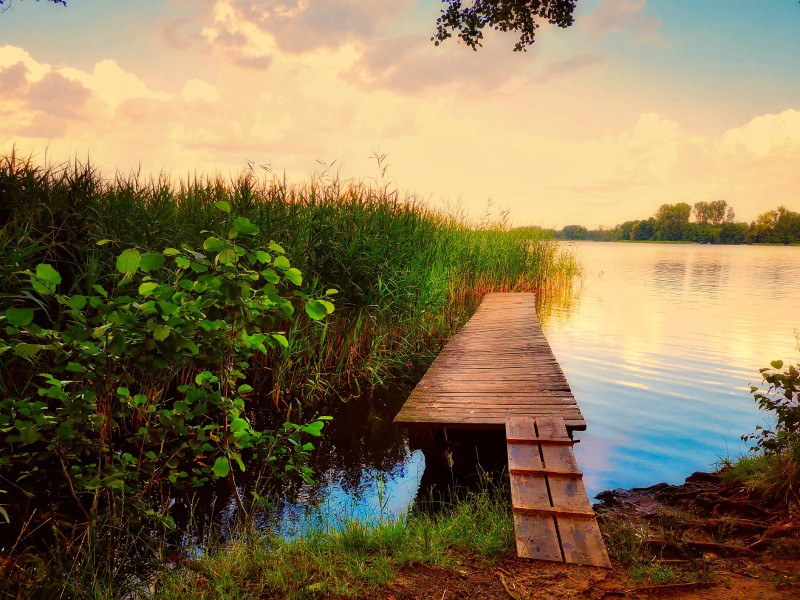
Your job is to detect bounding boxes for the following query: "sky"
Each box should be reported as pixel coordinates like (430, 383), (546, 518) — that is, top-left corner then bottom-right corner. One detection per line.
(1, 0), (799, 228)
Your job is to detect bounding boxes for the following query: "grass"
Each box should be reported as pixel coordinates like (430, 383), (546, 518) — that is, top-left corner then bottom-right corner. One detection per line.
(718, 432), (800, 506)
(4, 485), (514, 599)
(0, 150), (580, 406)
(600, 511), (715, 587)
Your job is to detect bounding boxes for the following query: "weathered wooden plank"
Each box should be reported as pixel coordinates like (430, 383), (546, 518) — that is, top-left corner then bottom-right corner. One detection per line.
(506, 417), (562, 561)
(537, 417), (611, 568)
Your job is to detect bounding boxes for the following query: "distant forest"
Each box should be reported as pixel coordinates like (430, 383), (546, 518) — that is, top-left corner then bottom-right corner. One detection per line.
(545, 202), (800, 245)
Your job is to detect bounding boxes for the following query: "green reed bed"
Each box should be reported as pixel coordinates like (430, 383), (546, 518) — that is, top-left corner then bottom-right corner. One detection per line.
(0, 151), (579, 405)
(0, 151), (576, 598)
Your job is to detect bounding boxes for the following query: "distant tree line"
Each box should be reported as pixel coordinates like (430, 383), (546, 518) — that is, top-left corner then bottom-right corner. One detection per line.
(551, 201), (800, 245)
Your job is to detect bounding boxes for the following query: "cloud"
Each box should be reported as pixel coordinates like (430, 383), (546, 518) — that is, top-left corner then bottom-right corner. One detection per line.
(539, 53), (607, 82)
(60, 59), (172, 110)
(721, 109), (800, 158)
(182, 78), (220, 103)
(16, 113), (69, 139)
(217, 0), (415, 52)
(0, 62), (28, 92)
(347, 31), (530, 93)
(26, 72), (91, 119)
(160, 16), (206, 50)
(200, 0), (419, 70)
(581, 0), (663, 44)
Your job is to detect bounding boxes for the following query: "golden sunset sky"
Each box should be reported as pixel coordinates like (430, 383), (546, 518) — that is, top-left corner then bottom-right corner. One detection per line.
(1, 0), (799, 227)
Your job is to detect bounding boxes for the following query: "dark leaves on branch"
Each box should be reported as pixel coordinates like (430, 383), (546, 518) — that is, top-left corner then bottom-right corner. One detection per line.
(433, 0), (578, 52)
(0, 0), (67, 8)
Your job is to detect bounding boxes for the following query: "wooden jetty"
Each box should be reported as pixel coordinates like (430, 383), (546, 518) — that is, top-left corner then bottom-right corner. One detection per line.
(394, 293), (610, 568)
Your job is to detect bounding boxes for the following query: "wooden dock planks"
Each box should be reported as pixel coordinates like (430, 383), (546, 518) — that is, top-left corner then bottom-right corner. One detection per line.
(393, 293), (585, 430)
(507, 416), (610, 568)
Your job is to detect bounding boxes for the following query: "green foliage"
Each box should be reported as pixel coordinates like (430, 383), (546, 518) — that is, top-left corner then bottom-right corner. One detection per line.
(745, 359), (800, 453)
(0, 152), (579, 403)
(0, 204), (332, 539)
(724, 358), (800, 505)
(145, 486), (513, 599)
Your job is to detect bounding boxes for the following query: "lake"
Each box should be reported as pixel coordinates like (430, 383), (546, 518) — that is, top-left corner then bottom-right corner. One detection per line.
(265, 242), (800, 532)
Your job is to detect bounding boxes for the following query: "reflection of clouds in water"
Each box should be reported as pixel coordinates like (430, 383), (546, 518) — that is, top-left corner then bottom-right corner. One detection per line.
(547, 242), (800, 497)
(267, 448), (425, 538)
(573, 431), (623, 496)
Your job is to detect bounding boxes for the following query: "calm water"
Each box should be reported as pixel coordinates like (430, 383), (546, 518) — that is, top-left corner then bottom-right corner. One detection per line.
(551, 242), (800, 497)
(263, 242), (800, 530)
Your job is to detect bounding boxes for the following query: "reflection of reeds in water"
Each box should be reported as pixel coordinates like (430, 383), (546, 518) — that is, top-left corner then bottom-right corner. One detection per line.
(536, 259), (583, 329)
(1, 152), (581, 406)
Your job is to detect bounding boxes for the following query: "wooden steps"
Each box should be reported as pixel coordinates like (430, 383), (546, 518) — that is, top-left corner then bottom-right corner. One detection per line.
(506, 416), (611, 568)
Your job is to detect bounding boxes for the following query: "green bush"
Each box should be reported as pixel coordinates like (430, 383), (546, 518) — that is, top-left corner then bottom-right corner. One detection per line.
(745, 359), (800, 453)
(0, 203), (332, 532)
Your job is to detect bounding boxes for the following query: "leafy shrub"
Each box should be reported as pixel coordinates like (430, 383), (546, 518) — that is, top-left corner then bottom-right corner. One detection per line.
(745, 359), (800, 453)
(0, 202), (334, 531)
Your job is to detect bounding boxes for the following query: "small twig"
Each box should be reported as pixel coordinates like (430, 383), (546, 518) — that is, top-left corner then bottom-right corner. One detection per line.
(498, 572), (522, 600)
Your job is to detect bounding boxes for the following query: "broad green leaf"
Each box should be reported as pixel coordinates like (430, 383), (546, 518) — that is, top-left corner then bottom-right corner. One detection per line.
(175, 256), (190, 269)
(237, 384), (254, 394)
(268, 241), (285, 254)
(273, 255), (290, 269)
(234, 217), (259, 235)
(272, 333), (288, 348)
(117, 387), (130, 397)
(285, 267), (302, 286)
(163, 247), (181, 256)
(116, 248), (142, 274)
(305, 300), (328, 321)
(65, 295), (87, 310)
(230, 418), (248, 433)
(771, 360), (784, 369)
(32, 264), (61, 294)
(255, 251), (271, 264)
(14, 343), (42, 358)
(157, 301), (178, 315)
(66, 362), (85, 373)
(217, 248), (237, 265)
(153, 325), (170, 341)
(213, 456), (230, 478)
(215, 200), (231, 213)
(318, 299), (335, 314)
(203, 237), (226, 252)
(261, 269), (279, 284)
(5, 307), (34, 327)
(138, 282), (159, 297)
(140, 253), (165, 272)
(93, 284), (108, 298)
(19, 426), (40, 444)
(302, 421), (324, 437)
(325, 288), (338, 295)
(96, 239), (112, 246)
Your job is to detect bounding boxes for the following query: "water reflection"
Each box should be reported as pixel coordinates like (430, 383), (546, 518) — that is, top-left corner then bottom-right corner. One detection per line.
(229, 243), (799, 536)
(548, 242), (800, 497)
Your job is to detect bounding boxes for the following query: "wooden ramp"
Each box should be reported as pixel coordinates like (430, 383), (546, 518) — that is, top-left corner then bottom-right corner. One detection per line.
(394, 293), (585, 430)
(394, 292), (610, 567)
(507, 416), (610, 568)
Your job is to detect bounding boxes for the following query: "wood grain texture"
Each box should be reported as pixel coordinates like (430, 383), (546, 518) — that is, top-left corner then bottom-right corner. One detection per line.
(506, 416), (611, 568)
(393, 293), (585, 430)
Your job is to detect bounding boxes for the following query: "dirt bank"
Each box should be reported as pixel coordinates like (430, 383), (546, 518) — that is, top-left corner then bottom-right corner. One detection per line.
(381, 471), (800, 599)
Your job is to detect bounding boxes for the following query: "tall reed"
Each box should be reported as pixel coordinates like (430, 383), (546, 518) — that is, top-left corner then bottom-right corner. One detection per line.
(0, 151), (579, 407)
